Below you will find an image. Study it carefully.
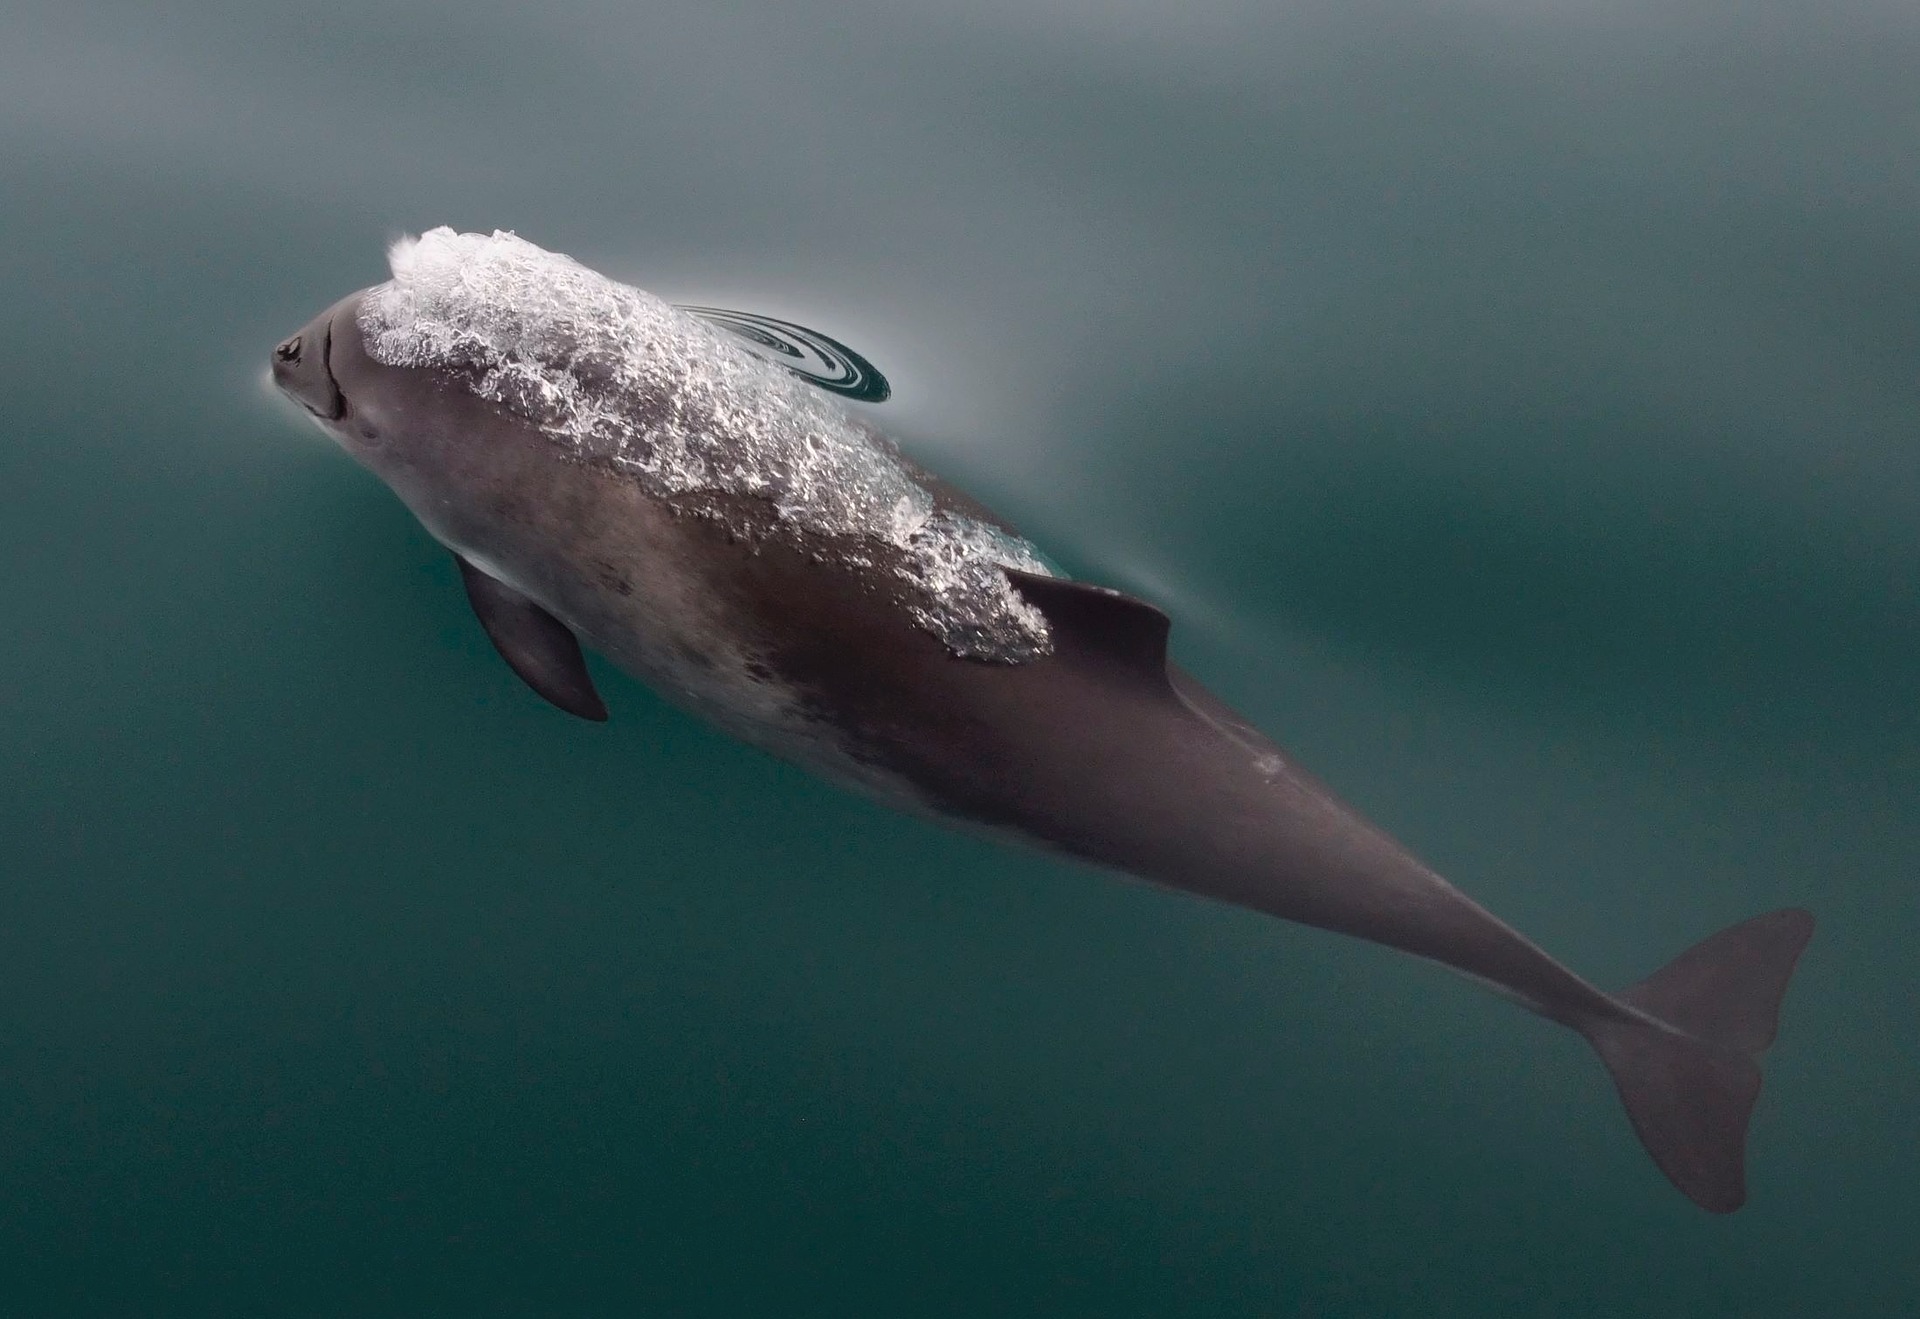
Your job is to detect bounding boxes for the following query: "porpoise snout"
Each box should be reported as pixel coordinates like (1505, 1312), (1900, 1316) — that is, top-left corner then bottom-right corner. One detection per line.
(271, 312), (345, 421)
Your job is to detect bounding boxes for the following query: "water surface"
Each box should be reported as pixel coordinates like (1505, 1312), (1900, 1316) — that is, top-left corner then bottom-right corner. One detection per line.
(2, 1), (1916, 1313)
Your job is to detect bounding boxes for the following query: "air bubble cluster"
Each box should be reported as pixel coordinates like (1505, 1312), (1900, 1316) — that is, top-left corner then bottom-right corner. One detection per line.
(359, 228), (1052, 661)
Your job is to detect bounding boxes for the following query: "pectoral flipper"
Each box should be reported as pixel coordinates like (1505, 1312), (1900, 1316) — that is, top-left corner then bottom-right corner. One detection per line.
(455, 555), (608, 722)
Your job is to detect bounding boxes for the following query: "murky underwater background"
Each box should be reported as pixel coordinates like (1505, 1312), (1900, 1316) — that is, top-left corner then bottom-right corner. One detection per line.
(3, 1), (1917, 1313)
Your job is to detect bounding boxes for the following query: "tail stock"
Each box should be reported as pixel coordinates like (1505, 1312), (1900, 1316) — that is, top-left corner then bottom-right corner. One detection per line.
(1581, 908), (1815, 1213)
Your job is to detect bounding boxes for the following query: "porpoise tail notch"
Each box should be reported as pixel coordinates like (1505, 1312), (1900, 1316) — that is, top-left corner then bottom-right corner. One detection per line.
(1582, 908), (1815, 1213)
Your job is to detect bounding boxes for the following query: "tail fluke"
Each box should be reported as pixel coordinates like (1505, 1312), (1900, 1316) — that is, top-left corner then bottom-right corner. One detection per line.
(1582, 908), (1815, 1213)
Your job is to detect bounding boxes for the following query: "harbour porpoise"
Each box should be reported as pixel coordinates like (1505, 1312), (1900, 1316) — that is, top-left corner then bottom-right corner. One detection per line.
(272, 228), (1813, 1212)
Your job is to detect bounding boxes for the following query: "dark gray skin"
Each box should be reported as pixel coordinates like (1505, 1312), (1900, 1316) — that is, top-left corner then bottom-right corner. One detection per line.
(275, 293), (1813, 1213)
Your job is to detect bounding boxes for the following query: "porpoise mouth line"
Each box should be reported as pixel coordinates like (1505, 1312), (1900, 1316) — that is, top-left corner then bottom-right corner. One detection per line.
(310, 323), (343, 421)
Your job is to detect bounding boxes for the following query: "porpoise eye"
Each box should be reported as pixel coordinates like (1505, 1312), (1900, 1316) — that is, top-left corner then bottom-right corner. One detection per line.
(275, 336), (302, 363)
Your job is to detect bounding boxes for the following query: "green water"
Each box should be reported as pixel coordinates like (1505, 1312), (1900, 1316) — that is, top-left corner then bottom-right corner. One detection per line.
(3, 1), (1916, 1313)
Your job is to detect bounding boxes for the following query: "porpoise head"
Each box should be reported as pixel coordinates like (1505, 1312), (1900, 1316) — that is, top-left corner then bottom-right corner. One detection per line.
(270, 291), (425, 486)
(271, 298), (350, 426)
(270, 286), (515, 559)
(271, 285), (496, 495)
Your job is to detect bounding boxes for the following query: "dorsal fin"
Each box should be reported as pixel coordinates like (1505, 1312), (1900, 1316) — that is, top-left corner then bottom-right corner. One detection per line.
(1004, 568), (1175, 695)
